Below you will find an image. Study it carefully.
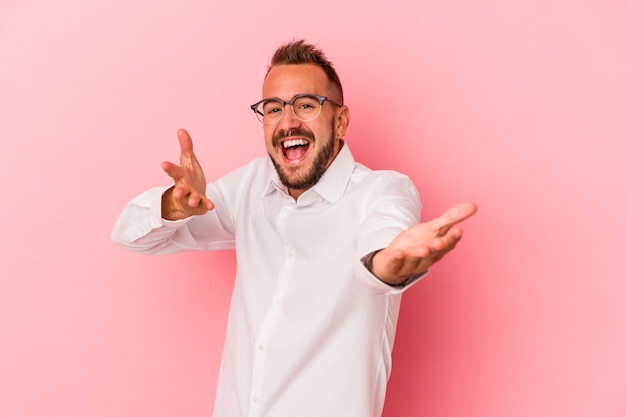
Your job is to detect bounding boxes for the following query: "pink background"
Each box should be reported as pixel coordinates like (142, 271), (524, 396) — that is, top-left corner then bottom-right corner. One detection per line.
(1, 0), (625, 416)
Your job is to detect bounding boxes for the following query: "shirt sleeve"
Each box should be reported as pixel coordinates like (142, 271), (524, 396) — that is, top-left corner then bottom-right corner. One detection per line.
(353, 172), (427, 294)
(111, 181), (237, 255)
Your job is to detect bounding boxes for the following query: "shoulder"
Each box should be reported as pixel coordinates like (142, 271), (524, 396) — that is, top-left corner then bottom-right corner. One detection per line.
(351, 163), (417, 195)
(215, 156), (274, 187)
(206, 156), (274, 206)
(342, 163), (422, 218)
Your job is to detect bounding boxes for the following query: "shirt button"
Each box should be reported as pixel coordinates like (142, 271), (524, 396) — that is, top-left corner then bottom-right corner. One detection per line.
(257, 344), (264, 351)
(286, 250), (294, 257)
(252, 396), (259, 403)
(275, 299), (281, 305)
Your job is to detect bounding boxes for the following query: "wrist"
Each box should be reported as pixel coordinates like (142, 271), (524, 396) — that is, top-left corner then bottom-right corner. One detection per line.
(361, 249), (383, 277)
(361, 249), (417, 287)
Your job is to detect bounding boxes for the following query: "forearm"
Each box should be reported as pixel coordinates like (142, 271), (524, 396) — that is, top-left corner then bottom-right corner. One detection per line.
(353, 174), (425, 292)
(112, 184), (236, 255)
(111, 187), (190, 255)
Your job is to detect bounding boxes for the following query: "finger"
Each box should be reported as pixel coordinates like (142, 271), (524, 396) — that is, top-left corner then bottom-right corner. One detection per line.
(431, 227), (463, 251)
(171, 184), (191, 200)
(391, 247), (430, 278)
(161, 161), (184, 181)
(188, 193), (214, 209)
(428, 202), (477, 234)
(383, 247), (425, 273)
(177, 128), (195, 161)
(186, 193), (200, 208)
(402, 244), (431, 260)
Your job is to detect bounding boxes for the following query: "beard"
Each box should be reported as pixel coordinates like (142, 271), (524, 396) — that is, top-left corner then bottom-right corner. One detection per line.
(269, 125), (336, 192)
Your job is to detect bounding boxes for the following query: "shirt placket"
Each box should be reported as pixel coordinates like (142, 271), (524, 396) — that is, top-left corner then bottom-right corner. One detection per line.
(248, 202), (296, 417)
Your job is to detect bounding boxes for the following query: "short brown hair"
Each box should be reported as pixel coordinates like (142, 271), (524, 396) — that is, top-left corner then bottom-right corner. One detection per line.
(267, 39), (344, 104)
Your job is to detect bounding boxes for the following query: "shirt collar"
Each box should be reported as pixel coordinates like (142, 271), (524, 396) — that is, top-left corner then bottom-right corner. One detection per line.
(262, 141), (356, 203)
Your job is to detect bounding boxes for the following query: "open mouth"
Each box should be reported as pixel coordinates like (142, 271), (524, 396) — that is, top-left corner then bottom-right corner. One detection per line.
(281, 138), (310, 163)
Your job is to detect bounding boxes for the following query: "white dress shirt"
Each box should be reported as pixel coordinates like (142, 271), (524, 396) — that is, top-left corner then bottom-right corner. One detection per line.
(112, 143), (424, 417)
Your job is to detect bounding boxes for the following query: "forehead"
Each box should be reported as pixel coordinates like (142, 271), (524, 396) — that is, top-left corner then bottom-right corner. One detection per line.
(262, 64), (329, 99)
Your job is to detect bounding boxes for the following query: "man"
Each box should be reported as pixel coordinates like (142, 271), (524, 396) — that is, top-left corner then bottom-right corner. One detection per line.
(112, 40), (477, 417)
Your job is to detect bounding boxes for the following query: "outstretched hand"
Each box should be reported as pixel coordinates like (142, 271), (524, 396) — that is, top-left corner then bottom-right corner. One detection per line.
(160, 129), (214, 220)
(371, 202), (478, 285)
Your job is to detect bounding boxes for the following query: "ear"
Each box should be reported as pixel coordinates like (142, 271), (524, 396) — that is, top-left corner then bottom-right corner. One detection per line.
(335, 105), (351, 139)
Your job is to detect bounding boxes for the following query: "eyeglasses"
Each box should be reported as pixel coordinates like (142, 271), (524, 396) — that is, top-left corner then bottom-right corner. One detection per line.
(250, 94), (342, 125)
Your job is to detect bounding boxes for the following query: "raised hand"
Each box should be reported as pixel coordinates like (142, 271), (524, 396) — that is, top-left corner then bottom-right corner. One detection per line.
(160, 129), (214, 220)
(371, 202), (478, 285)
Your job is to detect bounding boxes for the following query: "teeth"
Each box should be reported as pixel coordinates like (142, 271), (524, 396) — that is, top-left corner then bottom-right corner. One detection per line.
(283, 139), (309, 148)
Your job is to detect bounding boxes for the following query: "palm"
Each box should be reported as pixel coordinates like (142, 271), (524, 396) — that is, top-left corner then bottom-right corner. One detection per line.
(161, 129), (214, 219)
(372, 202), (477, 284)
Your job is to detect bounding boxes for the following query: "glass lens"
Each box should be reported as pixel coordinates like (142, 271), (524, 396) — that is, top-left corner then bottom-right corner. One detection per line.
(257, 98), (284, 124)
(292, 95), (322, 121)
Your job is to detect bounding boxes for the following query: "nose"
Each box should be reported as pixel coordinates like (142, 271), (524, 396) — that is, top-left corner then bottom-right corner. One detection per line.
(275, 103), (302, 132)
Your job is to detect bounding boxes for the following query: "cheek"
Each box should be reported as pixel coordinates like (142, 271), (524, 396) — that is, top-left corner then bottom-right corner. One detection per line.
(313, 124), (333, 143)
(263, 127), (276, 150)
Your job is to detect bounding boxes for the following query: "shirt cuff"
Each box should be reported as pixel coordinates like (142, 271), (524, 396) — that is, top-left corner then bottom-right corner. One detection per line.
(360, 250), (429, 293)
